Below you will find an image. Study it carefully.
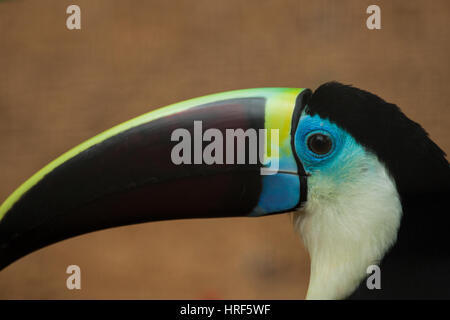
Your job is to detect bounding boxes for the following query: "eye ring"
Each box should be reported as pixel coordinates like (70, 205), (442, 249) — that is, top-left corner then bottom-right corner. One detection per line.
(306, 133), (333, 156)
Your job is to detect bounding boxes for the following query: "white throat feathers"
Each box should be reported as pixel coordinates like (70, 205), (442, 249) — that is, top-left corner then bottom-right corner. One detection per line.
(293, 151), (402, 300)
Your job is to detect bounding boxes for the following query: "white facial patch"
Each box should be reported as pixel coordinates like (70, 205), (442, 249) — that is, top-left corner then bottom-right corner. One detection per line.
(293, 150), (402, 300)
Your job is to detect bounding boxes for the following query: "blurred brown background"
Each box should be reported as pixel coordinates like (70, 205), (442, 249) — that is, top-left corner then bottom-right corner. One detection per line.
(0, 0), (449, 299)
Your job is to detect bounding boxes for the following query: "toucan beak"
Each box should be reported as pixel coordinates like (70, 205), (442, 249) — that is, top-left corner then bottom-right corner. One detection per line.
(0, 88), (311, 270)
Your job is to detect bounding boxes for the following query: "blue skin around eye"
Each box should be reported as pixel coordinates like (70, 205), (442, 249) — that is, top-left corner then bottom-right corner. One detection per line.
(251, 112), (367, 216)
(295, 113), (366, 175)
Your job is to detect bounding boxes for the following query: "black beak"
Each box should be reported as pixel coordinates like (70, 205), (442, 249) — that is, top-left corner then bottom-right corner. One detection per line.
(0, 88), (311, 270)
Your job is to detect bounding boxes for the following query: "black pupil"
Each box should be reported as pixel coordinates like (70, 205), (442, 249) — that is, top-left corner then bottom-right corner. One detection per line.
(307, 134), (332, 155)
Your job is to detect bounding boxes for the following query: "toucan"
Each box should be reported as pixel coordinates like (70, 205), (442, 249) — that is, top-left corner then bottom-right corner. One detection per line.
(0, 82), (448, 299)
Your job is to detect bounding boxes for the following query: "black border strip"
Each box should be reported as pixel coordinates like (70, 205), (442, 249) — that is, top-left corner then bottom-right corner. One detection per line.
(291, 89), (312, 207)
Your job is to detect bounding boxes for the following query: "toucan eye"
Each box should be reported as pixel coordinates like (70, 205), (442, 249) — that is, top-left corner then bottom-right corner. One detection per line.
(307, 133), (333, 155)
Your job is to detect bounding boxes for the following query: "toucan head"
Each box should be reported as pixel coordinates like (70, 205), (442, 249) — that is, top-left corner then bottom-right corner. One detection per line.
(0, 82), (448, 299)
